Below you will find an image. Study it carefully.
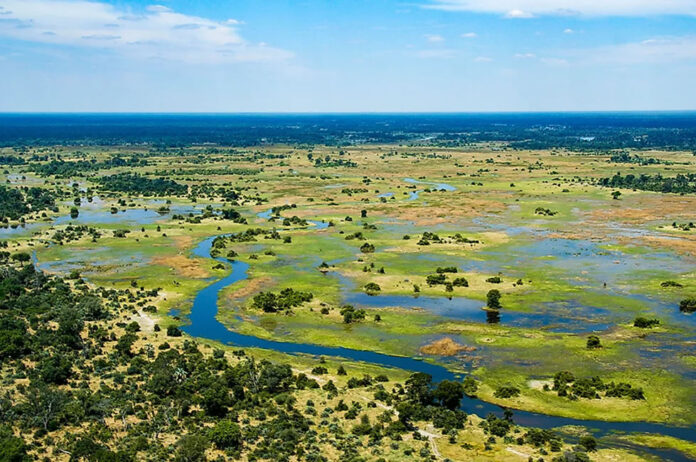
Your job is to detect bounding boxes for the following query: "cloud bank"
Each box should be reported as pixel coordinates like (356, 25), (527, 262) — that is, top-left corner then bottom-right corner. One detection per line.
(425, 0), (696, 17)
(0, 0), (292, 63)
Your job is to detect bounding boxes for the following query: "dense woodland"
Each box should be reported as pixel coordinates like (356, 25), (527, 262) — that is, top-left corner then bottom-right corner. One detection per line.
(1, 114), (696, 150)
(597, 173), (696, 194)
(0, 261), (599, 461)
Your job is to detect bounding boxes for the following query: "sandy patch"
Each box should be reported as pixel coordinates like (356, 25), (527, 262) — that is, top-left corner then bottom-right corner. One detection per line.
(172, 235), (194, 250)
(152, 254), (209, 278)
(528, 379), (552, 391)
(420, 337), (476, 356)
(131, 311), (156, 333)
(226, 276), (273, 299)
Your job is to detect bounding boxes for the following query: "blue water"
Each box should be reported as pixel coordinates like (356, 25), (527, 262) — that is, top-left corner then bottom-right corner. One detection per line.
(181, 235), (696, 449)
(54, 204), (199, 226)
(404, 177), (457, 192)
(402, 177), (456, 201)
(256, 208), (329, 230)
(334, 273), (611, 333)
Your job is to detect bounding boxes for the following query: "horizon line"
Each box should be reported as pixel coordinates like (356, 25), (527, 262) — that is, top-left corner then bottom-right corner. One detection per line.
(1, 110), (696, 116)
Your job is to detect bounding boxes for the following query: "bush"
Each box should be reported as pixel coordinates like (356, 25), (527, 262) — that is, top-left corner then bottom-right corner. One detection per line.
(578, 435), (597, 452)
(493, 386), (520, 399)
(167, 326), (183, 337)
(633, 317), (660, 328)
(209, 420), (242, 450)
(586, 336), (601, 349)
(175, 435), (209, 462)
(364, 282), (381, 294)
(486, 290), (501, 309)
(679, 297), (696, 313)
(360, 242), (375, 253)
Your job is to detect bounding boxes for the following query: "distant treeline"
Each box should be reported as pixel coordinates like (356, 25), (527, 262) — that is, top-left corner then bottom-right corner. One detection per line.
(608, 152), (663, 165)
(1, 113), (696, 150)
(96, 173), (187, 196)
(598, 173), (696, 194)
(28, 157), (148, 177)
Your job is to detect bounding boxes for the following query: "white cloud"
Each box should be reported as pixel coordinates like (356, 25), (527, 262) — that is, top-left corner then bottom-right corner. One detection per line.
(425, 33), (445, 42)
(424, 0), (696, 17)
(474, 56), (492, 62)
(505, 9), (533, 18)
(0, 0), (292, 63)
(514, 52), (536, 58)
(563, 28), (575, 34)
(461, 32), (477, 38)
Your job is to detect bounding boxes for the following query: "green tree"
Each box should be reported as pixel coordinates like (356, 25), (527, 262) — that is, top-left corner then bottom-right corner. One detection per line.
(434, 380), (464, 410)
(208, 420), (242, 450)
(586, 336), (602, 349)
(486, 289), (501, 309)
(175, 435), (209, 462)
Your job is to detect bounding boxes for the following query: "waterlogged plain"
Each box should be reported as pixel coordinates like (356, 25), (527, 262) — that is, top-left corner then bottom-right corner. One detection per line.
(6, 143), (696, 459)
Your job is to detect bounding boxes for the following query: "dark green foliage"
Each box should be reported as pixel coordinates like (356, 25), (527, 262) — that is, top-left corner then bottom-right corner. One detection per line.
(493, 386), (520, 399)
(0, 426), (29, 462)
(221, 208), (246, 224)
(251, 288), (313, 313)
(633, 317), (660, 328)
(586, 335), (601, 349)
(167, 326), (183, 337)
(552, 450), (591, 462)
(340, 305), (366, 323)
(609, 152), (661, 165)
(462, 377), (478, 397)
(534, 207), (557, 216)
(578, 435), (597, 452)
(486, 289), (501, 309)
(364, 282), (381, 294)
(0, 260), (526, 461)
(551, 370), (644, 401)
(209, 420), (242, 449)
(29, 157), (147, 177)
(97, 173), (187, 196)
(38, 354), (73, 385)
(359, 242), (375, 253)
(598, 172), (696, 194)
(483, 414), (511, 437)
(433, 380), (464, 410)
(10, 253), (30, 263)
(680, 297), (696, 313)
(175, 435), (209, 462)
(426, 274), (447, 286)
(0, 186), (55, 221)
(524, 428), (561, 448)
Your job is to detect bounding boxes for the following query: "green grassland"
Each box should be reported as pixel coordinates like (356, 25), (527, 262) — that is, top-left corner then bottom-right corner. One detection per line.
(6, 143), (696, 434)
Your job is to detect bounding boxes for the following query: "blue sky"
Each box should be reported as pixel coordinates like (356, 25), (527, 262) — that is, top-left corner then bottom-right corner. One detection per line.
(0, 0), (695, 112)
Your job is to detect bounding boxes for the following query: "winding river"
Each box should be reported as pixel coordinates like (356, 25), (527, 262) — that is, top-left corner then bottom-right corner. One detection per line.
(182, 235), (696, 459)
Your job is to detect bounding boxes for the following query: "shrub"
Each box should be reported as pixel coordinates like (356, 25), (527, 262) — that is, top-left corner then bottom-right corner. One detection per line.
(633, 317), (660, 328)
(493, 386), (520, 399)
(586, 336), (601, 349)
(679, 297), (696, 313)
(486, 290), (501, 309)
